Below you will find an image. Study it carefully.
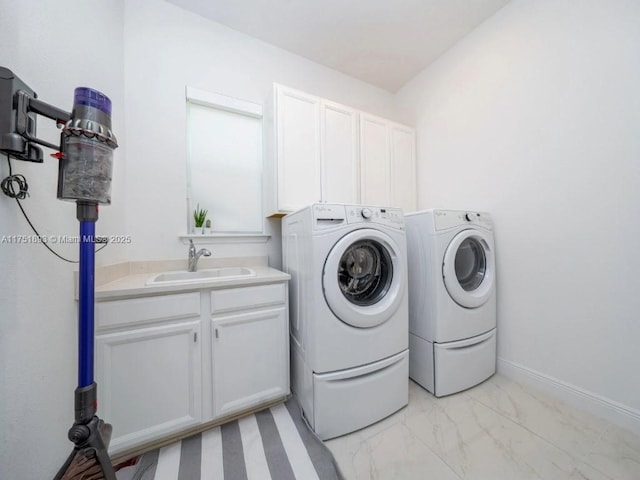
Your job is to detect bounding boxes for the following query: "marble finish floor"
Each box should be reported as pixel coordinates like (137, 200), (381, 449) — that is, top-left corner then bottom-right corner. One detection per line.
(325, 375), (640, 479)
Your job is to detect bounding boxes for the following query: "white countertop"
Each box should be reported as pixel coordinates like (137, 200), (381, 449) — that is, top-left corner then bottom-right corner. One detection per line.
(89, 257), (290, 300)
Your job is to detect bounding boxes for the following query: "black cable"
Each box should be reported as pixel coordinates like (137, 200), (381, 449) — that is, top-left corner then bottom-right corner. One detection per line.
(1, 162), (29, 199)
(13, 193), (78, 263)
(2, 155), (109, 262)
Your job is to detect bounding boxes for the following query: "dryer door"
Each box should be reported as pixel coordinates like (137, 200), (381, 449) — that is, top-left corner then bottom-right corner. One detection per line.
(443, 228), (494, 308)
(323, 229), (405, 328)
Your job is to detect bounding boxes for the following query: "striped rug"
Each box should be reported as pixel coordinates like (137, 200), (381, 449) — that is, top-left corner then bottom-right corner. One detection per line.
(116, 399), (343, 480)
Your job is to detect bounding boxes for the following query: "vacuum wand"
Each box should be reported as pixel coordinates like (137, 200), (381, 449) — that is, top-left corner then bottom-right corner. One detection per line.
(53, 204), (117, 480)
(78, 207), (97, 388)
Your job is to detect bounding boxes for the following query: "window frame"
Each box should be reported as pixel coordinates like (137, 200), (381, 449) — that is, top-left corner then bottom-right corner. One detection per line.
(184, 86), (267, 239)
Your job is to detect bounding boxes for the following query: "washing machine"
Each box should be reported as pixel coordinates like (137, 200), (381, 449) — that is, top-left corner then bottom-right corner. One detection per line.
(405, 209), (496, 397)
(282, 203), (409, 440)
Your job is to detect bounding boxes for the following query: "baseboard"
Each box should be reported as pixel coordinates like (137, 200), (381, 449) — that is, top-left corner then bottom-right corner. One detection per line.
(497, 357), (640, 435)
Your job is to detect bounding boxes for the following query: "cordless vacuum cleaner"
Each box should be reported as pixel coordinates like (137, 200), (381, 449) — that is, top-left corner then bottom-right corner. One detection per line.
(0, 67), (119, 480)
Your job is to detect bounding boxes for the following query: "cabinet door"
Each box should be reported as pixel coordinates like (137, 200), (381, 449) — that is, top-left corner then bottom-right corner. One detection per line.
(96, 321), (202, 454)
(275, 86), (321, 212)
(212, 307), (289, 418)
(390, 124), (416, 213)
(360, 113), (391, 206)
(321, 100), (359, 204)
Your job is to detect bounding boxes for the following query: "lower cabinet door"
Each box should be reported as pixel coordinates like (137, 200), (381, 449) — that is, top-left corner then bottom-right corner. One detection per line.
(95, 320), (202, 454)
(212, 307), (289, 418)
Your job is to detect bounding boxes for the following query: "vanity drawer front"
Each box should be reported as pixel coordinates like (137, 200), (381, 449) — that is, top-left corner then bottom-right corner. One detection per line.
(211, 283), (286, 314)
(97, 292), (201, 330)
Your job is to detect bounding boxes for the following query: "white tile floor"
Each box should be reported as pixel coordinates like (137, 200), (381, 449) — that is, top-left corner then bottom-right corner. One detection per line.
(325, 375), (640, 480)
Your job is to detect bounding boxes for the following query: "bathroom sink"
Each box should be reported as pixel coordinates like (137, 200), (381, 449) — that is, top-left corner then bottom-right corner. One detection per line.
(146, 267), (256, 285)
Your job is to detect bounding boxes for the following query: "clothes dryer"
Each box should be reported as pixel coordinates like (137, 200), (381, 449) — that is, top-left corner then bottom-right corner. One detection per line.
(283, 203), (409, 439)
(405, 209), (496, 397)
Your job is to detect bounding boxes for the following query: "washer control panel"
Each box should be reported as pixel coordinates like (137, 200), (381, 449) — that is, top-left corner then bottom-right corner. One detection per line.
(434, 210), (492, 231)
(313, 203), (346, 221)
(346, 205), (404, 229)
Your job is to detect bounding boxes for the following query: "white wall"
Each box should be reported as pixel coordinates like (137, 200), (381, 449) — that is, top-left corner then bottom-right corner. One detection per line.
(123, 0), (397, 267)
(396, 0), (640, 426)
(0, 1), (125, 478)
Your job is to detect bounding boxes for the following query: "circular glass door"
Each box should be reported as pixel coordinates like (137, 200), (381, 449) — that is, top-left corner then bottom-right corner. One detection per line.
(455, 237), (486, 292)
(338, 239), (393, 306)
(443, 229), (494, 308)
(324, 229), (406, 328)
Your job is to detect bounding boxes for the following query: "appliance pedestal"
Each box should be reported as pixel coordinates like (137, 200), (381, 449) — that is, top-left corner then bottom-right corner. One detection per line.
(410, 329), (496, 397)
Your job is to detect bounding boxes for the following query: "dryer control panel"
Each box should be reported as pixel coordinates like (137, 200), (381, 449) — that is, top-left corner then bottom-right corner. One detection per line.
(346, 205), (405, 229)
(434, 210), (492, 231)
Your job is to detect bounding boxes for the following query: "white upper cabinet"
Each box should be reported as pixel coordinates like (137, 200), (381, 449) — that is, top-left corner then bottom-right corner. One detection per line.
(274, 85), (359, 213)
(360, 113), (391, 207)
(390, 124), (416, 214)
(272, 84), (415, 215)
(321, 100), (359, 205)
(360, 114), (417, 214)
(275, 86), (321, 212)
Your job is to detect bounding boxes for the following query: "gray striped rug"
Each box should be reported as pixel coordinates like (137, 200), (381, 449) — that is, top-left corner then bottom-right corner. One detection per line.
(116, 399), (343, 480)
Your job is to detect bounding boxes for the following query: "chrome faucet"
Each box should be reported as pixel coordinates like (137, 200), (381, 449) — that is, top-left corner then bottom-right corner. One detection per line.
(188, 239), (212, 272)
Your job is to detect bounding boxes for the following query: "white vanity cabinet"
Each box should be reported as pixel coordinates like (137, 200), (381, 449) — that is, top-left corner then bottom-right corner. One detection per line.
(210, 284), (289, 418)
(94, 274), (289, 456)
(95, 292), (203, 455)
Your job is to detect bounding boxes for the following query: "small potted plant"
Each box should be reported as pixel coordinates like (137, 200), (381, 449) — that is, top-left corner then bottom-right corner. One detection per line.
(193, 203), (208, 234)
(204, 218), (212, 235)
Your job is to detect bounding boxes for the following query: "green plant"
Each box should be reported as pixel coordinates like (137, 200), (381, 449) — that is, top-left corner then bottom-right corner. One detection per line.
(193, 204), (208, 228)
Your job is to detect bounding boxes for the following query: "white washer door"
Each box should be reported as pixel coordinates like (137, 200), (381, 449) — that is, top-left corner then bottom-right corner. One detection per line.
(442, 228), (494, 308)
(323, 228), (405, 328)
